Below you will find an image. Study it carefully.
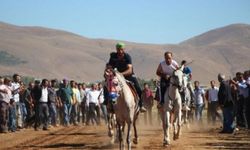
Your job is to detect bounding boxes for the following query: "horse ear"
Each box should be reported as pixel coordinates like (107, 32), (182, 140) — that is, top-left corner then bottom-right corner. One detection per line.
(179, 65), (184, 71)
(113, 68), (118, 74)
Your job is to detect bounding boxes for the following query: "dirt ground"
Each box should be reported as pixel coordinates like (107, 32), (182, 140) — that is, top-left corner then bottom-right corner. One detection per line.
(1, 112), (250, 150)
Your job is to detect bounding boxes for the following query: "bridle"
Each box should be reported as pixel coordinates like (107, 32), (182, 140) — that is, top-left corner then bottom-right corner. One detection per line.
(167, 70), (184, 101)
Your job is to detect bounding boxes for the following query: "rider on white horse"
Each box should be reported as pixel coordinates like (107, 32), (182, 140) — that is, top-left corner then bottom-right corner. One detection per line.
(156, 51), (179, 108)
(106, 42), (146, 112)
(181, 60), (194, 111)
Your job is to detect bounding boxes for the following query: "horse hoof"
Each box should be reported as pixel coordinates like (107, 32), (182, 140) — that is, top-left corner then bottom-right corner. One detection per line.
(114, 138), (119, 143)
(108, 130), (114, 137)
(110, 138), (115, 144)
(133, 138), (138, 144)
(173, 134), (179, 141)
(163, 141), (170, 147)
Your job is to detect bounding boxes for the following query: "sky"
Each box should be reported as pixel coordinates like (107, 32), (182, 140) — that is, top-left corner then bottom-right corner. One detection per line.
(0, 0), (250, 44)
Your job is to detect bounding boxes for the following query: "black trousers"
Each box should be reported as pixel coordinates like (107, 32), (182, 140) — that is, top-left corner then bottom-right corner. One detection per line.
(160, 78), (170, 104)
(86, 103), (99, 125)
(246, 96), (250, 129)
(236, 95), (248, 128)
(0, 101), (9, 132)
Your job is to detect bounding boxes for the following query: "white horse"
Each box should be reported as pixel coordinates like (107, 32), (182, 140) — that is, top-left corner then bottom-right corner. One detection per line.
(108, 70), (140, 150)
(161, 65), (184, 146)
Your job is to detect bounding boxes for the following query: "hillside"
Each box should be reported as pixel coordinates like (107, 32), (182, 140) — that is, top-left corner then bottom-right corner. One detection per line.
(0, 22), (249, 84)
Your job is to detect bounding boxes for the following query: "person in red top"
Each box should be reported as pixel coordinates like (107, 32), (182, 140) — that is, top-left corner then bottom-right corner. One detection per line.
(141, 83), (154, 125)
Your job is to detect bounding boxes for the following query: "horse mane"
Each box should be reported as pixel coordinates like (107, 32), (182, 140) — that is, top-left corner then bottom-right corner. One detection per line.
(113, 69), (126, 84)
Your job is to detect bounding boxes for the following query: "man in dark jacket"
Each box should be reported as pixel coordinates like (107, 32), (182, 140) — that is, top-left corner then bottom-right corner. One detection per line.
(218, 74), (235, 133)
(31, 80), (41, 130)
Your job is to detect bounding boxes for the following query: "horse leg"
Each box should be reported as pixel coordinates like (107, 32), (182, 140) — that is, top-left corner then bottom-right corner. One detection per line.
(133, 111), (139, 144)
(117, 122), (124, 150)
(107, 113), (116, 144)
(107, 114), (113, 137)
(162, 110), (170, 146)
(185, 110), (190, 129)
(177, 108), (182, 139)
(173, 114), (178, 140)
(122, 122), (126, 150)
(173, 108), (182, 140)
(127, 122), (132, 150)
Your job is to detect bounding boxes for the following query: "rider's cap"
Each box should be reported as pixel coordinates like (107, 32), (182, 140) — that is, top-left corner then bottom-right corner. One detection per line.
(116, 42), (125, 49)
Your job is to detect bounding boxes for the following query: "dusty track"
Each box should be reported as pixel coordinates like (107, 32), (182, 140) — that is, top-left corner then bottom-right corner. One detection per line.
(1, 115), (250, 150)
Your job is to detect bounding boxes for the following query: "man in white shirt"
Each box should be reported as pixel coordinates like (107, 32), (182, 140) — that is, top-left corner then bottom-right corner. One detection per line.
(207, 80), (222, 125)
(194, 81), (206, 122)
(39, 79), (49, 130)
(98, 83), (108, 124)
(0, 77), (12, 133)
(86, 83), (100, 125)
(79, 83), (87, 125)
(156, 51), (179, 107)
(11, 74), (22, 129)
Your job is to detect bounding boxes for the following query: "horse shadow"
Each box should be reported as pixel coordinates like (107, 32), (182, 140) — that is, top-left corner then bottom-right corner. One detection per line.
(22, 142), (117, 149)
(202, 129), (250, 149)
(49, 132), (99, 136)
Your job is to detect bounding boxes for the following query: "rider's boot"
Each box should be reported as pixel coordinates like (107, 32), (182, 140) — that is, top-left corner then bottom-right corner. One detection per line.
(139, 99), (147, 113)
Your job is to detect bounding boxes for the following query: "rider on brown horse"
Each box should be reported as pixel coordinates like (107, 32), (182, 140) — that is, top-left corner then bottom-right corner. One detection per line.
(105, 42), (146, 112)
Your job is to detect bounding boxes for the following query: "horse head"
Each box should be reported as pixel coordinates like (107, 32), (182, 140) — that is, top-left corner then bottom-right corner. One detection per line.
(104, 68), (124, 97)
(171, 65), (185, 90)
(113, 69), (126, 87)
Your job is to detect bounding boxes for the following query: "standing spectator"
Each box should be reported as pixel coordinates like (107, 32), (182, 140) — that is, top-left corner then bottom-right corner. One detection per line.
(11, 74), (22, 129)
(86, 83), (100, 125)
(48, 80), (59, 127)
(207, 80), (222, 125)
(194, 81), (206, 122)
(141, 83), (154, 125)
(31, 80), (41, 131)
(24, 82), (34, 128)
(58, 79), (72, 126)
(38, 79), (49, 130)
(97, 83), (108, 125)
(19, 82), (28, 127)
(245, 70), (250, 129)
(19, 82), (32, 128)
(218, 74), (235, 133)
(0, 77), (12, 133)
(8, 81), (17, 132)
(71, 80), (80, 125)
(56, 83), (64, 126)
(77, 83), (83, 124)
(234, 72), (249, 128)
(79, 83), (87, 125)
(238, 72), (249, 128)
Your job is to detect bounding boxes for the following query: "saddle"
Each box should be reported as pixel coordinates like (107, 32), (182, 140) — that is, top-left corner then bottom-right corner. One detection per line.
(126, 80), (139, 103)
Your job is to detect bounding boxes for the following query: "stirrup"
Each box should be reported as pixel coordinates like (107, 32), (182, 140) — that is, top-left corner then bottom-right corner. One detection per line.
(140, 106), (147, 112)
(157, 103), (163, 109)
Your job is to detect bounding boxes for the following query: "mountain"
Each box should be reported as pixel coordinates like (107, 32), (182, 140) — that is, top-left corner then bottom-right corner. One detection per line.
(0, 22), (249, 84)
